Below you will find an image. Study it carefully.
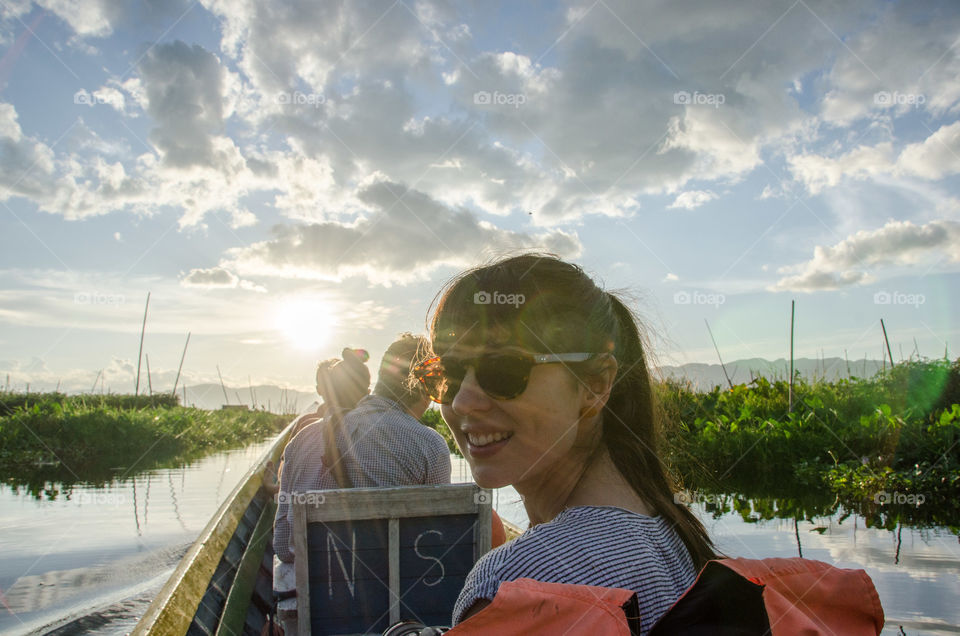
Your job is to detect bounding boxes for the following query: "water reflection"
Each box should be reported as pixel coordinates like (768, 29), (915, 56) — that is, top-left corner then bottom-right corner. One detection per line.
(0, 450), (956, 635)
(0, 438), (277, 635)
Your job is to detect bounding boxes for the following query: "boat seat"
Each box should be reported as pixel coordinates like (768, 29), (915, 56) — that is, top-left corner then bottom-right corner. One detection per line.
(291, 484), (492, 636)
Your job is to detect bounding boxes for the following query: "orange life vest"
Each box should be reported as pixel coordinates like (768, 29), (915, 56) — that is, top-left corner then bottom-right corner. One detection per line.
(448, 557), (884, 635)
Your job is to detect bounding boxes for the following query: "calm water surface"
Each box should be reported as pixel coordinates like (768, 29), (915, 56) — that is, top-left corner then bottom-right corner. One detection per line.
(0, 444), (956, 634)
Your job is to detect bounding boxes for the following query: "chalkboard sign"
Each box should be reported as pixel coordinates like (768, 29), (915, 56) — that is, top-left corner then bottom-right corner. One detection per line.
(292, 484), (492, 635)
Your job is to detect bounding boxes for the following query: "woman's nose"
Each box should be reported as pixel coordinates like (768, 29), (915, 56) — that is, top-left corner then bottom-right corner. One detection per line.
(450, 367), (490, 415)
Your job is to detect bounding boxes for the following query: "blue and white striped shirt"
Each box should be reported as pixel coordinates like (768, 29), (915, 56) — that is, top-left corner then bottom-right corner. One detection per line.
(452, 506), (697, 633)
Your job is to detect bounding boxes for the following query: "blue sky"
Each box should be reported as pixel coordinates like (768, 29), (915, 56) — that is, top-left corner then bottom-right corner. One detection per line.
(0, 0), (957, 394)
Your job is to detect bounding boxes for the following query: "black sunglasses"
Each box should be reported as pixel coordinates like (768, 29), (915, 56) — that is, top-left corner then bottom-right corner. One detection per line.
(413, 351), (596, 404)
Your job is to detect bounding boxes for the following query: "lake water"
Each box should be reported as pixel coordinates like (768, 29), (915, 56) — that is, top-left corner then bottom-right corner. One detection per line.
(0, 438), (957, 634)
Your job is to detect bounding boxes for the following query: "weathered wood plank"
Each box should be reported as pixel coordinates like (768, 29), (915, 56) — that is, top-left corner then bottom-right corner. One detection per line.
(215, 499), (276, 636)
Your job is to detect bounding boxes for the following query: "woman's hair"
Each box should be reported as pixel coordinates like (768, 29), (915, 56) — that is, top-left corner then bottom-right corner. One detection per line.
(374, 333), (429, 408)
(316, 347), (371, 413)
(428, 253), (716, 569)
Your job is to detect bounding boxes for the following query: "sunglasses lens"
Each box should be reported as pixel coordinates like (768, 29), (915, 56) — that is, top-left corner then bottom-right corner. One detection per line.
(418, 353), (536, 403)
(476, 354), (533, 400)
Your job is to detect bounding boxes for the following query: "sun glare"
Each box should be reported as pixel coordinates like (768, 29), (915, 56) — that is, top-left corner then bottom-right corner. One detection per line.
(275, 297), (338, 352)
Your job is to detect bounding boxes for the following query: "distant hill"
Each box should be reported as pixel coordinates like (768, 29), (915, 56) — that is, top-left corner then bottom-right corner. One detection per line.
(178, 358), (891, 409)
(660, 357), (887, 392)
(181, 383), (318, 413)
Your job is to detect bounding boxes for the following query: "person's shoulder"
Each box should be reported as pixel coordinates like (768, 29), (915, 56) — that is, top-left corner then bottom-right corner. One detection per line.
(283, 417), (326, 456)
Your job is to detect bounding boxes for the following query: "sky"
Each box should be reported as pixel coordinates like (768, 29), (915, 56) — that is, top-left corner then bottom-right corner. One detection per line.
(0, 0), (958, 396)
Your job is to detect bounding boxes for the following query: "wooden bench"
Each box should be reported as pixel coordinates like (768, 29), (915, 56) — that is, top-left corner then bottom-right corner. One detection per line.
(292, 484), (492, 635)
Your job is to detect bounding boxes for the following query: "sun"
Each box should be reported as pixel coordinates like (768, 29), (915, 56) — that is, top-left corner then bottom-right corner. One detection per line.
(275, 296), (338, 352)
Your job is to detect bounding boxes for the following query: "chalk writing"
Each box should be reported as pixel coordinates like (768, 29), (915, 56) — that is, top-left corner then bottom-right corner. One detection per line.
(414, 529), (446, 587)
(327, 528), (356, 599)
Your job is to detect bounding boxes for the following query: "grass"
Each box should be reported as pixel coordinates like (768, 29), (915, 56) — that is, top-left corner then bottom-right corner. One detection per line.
(658, 358), (960, 525)
(0, 391), (287, 497)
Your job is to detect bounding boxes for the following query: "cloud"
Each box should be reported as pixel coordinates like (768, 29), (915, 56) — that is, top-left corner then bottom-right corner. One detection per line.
(788, 143), (894, 195)
(138, 40), (238, 171)
(36, 0), (124, 38)
(669, 190), (717, 210)
(222, 180), (582, 285)
(180, 266), (267, 292)
(771, 219), (960, 291)
(896, 121), (960, 180)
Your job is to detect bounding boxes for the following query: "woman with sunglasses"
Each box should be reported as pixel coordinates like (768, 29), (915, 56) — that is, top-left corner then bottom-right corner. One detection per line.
(415, 253), (716, 632)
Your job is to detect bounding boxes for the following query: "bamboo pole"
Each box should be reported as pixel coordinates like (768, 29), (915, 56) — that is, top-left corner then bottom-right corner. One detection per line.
(171, 332), (191, 397)
(705, 319), (733, 390)
(135, 292), (151, 395)
(91, 369), (102, 393)
(146, 354), (153, 396)
(789, 300), (795, 413)
(881, 319), (894, 369)
(217, 365), (229, 405)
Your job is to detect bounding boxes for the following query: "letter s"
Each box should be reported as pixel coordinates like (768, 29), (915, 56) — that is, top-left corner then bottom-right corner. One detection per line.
(414, 530), (446, 587)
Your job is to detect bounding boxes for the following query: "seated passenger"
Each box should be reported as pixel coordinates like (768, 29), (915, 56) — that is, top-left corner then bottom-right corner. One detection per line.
(414, 254), (717, 632)
(274, 333), (451, 563)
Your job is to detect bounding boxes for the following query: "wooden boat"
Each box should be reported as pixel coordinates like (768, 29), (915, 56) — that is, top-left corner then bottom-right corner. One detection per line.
(132, 422), (521, 636)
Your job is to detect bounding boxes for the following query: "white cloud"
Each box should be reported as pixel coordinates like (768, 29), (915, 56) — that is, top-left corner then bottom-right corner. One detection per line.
(669, 190), (717, 210)
(36, 0), (123, 38)
(896, 121), (960, 180)
(771, 219), (960, 291)
(788, 143), (895, 195)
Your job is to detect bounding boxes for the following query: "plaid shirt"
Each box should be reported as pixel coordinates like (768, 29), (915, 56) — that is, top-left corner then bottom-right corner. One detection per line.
(273, 394), (452, 562)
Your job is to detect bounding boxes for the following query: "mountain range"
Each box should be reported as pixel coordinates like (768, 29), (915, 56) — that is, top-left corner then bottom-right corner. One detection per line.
(180, 357), (892, 412)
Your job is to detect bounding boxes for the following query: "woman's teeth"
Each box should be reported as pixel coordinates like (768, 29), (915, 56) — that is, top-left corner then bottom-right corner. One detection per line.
(467, 431), (511, 446)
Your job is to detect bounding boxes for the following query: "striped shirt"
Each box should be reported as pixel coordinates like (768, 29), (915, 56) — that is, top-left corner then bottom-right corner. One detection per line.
(452, 506), (697, 634)
(273, 395), (451, 562)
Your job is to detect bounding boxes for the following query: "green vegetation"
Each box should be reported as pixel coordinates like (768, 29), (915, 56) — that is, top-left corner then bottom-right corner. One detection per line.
(421, 407), (460, 455)
(659, 358), (960, 526)
(0, 391), (287, 497)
